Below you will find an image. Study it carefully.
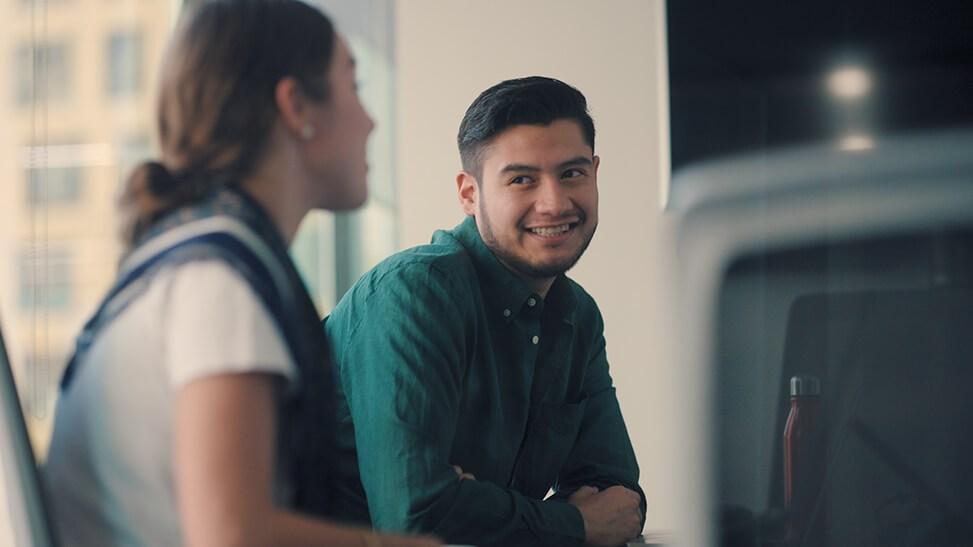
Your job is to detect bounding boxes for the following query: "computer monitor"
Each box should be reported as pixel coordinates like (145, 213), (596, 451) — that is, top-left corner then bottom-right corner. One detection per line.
(717, 233), (973, 546)
(0, 322), (57, 547)
(670, 128), (973, 546)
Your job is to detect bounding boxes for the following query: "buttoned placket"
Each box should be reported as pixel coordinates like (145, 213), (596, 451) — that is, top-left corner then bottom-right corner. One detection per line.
(507, 294), (546, 491)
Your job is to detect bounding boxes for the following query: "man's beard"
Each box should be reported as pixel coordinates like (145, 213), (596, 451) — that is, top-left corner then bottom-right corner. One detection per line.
(478, 204), (596, 280)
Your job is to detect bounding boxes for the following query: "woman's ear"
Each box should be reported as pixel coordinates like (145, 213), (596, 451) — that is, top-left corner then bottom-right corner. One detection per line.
(274, 77), (314, 140)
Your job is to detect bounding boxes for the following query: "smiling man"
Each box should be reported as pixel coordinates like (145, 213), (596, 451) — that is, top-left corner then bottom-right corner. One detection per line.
(326, 77), (645, 547)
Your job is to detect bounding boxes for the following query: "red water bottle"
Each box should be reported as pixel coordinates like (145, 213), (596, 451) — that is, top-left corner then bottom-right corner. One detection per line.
(783, 375), (822, 545)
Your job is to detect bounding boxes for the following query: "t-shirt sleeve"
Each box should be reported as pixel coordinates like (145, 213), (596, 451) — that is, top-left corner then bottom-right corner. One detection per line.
(162, 260), (296, 389)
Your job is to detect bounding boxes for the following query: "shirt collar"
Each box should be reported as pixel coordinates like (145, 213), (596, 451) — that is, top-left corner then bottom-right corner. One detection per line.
(442, 216), (577, 325)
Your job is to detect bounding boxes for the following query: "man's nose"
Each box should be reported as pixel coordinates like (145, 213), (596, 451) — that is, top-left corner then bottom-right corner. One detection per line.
(534, 177), (573, 216)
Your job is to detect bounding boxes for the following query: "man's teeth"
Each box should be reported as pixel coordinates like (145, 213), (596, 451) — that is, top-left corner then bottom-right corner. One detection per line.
(529, 224), (571, 237)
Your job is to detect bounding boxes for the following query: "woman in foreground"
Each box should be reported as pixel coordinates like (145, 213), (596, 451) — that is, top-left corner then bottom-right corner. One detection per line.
(44, 1), (438, 546)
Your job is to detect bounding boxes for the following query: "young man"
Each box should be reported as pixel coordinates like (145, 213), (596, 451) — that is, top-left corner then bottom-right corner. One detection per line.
(327, 77), (645, 547)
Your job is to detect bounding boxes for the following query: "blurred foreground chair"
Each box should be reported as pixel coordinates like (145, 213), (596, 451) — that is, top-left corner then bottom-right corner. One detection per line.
(0, 318), (57, 547)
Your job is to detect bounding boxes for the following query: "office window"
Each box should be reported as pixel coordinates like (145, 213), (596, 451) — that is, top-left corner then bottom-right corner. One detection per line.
(107, 32), (142, 97)
(25, 166), (82, 207)
(21, 351), (63, 422)
(1, 7), (179, 540)
(310, 0), (398, 299)
(14, 46), (32, 105)
(18, 249), (73, 312)
(114, 135), (152, 186)
(14, 42), (71, 106)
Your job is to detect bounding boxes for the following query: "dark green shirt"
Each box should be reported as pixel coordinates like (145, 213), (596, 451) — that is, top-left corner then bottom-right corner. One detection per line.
(326, 217), (644, 546)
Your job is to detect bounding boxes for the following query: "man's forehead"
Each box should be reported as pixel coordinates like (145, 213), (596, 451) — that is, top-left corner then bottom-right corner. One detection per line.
(480, 120), (592, 170)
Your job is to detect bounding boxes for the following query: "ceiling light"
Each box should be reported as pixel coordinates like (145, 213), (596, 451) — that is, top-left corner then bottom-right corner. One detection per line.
(827, 67), (871, 99)
(838, 134), (875, 152)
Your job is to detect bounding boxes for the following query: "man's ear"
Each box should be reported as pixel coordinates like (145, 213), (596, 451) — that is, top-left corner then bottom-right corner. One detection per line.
(457, 170), (479, 216)
(274, 77), (311, 139)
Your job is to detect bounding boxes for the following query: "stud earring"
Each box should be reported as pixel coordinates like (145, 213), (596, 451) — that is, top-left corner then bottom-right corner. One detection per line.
(301, 124), (316, 140)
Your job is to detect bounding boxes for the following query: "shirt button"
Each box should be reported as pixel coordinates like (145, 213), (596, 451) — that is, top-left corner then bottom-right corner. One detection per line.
(503, 309), (511, 317)
(527, 297), (537, 307)
(531, 335), (540, 345)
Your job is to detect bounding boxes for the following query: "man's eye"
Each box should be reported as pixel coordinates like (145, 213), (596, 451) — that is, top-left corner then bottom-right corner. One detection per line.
(563, 168), (585, 179)
(511, 175), (532, 185)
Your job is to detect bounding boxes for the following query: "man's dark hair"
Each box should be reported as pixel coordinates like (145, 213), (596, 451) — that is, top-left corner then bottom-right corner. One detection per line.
(457, 76), (596, 179)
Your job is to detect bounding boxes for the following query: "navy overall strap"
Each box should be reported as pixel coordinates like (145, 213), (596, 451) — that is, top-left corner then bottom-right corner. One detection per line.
(60, 216), (295, 389)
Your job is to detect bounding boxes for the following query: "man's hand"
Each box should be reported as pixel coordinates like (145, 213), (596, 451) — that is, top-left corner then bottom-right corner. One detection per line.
(568, 485), (642, 547)
(452, 465), (476, 481)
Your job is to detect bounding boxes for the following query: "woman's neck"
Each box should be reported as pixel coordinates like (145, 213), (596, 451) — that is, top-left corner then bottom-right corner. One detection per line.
(240, 140), (310, 246)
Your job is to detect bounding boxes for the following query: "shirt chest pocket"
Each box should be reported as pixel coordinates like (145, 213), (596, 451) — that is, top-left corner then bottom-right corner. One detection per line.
(517, 397), (588, 498)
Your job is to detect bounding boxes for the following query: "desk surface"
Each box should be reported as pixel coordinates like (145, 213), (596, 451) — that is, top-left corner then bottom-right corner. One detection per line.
(443, 531), (671, 546)
(629, 530), (672, 545)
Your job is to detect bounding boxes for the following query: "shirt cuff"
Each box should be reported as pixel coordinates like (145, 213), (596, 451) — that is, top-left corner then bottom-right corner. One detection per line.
(536, 499), (586, 546)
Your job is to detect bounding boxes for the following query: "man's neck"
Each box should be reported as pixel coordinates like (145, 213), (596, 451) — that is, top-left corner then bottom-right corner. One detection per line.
(525, 276), (555, 299)
(493, 256), (555, 298)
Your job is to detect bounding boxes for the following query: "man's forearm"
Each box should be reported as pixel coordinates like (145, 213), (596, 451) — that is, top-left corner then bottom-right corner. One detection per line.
(374, 477), (586, 547)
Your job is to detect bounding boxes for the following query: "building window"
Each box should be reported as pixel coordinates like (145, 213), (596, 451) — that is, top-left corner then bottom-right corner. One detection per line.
(15, 42), (71, 106)
(21, 351), (63, 420)
(107, 32), (142, 97)
(19, 249), (73, 311)
(26, 166), (82, 207)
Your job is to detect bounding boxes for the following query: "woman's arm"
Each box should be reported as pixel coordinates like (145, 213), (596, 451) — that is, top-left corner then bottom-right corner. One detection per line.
(174, 373), (439, 547)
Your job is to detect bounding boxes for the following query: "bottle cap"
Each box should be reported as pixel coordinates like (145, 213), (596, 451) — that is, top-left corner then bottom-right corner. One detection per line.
(790, 375), (821, 396)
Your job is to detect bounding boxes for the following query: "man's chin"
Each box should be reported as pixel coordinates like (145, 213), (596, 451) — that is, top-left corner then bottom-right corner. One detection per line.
(519, 256), (583, 279)
(485, 233), (590, 281)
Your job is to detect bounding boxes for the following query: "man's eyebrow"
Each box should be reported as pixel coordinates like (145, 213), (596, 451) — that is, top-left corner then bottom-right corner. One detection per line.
(499, 163), (541, 174)
(499, 157), (593, 175)
(557, 156), (593, 170)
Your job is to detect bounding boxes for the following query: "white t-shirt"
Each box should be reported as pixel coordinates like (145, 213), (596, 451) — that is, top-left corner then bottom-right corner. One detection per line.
(44, 260), (296, 547)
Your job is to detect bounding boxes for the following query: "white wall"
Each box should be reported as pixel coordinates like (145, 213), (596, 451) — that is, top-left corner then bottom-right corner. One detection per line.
(395, 0), (680, 533)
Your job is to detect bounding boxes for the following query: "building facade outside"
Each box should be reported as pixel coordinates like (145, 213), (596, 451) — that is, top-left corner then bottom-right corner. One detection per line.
(1, 0), (177, 455)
